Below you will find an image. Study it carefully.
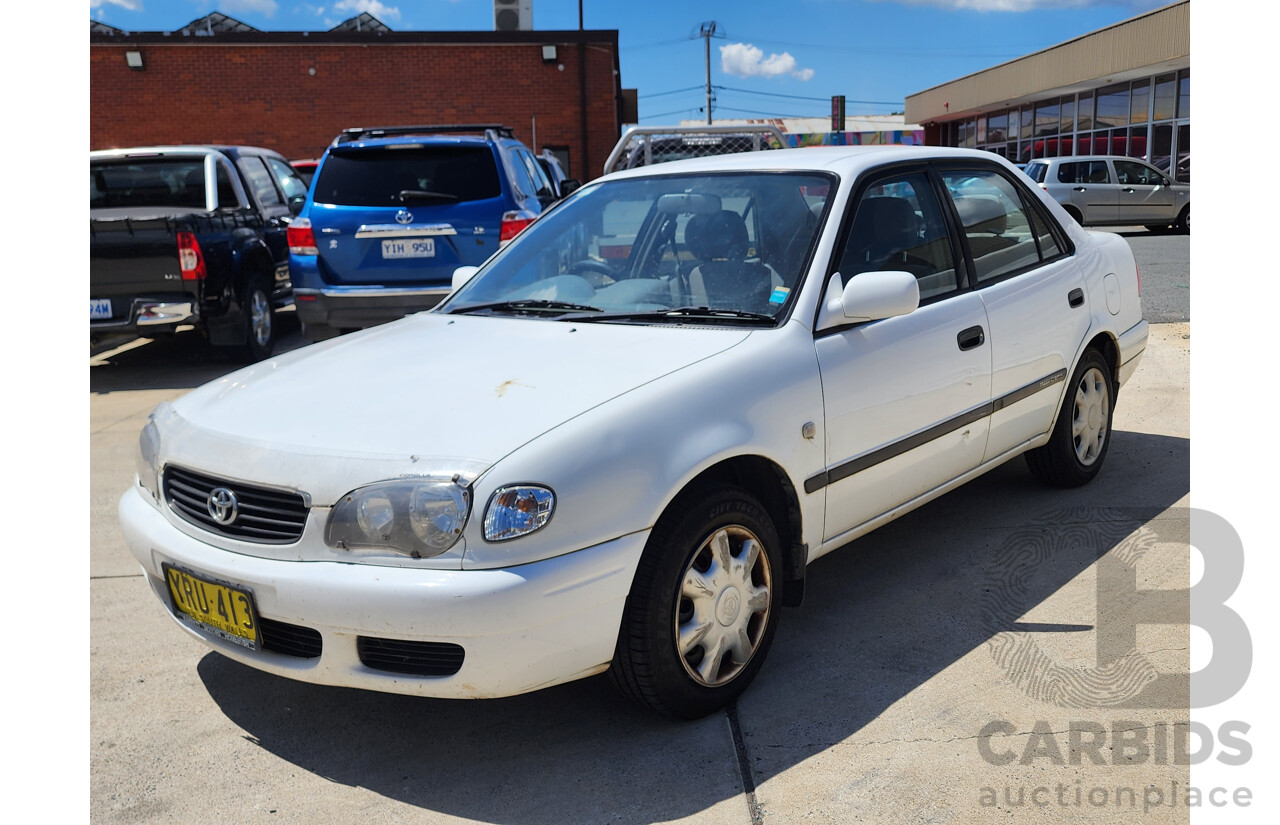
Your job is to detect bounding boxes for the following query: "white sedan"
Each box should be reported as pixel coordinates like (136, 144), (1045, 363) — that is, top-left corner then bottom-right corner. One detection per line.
(121, 146), (1148, 719)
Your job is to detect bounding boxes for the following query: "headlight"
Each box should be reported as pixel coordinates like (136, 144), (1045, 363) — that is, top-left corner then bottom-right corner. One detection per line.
(327, 478), (471, 558)
(483, 485), (555, 542)
(136, 417), (161, 502)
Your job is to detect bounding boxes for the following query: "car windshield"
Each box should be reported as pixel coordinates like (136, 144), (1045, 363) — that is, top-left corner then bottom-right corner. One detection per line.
(441, 172), (833, 324)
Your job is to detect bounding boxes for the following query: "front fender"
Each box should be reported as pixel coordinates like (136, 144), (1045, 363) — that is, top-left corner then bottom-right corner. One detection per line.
(460, 321), (828, 570)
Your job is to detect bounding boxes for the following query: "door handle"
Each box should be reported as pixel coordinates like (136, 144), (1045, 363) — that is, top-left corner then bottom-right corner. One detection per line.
(1122, 187), (1136, 194)
(1073, 186), (1087, 191)
(957, 325), (985, 351)
(1068, 288), (1085, 308)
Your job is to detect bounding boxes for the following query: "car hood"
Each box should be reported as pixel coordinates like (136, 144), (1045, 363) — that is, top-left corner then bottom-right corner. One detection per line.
(159, 312), (751, 504)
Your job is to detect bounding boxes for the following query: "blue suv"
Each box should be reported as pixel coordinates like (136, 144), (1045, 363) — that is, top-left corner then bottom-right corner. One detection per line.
(287, 125), (564, 340)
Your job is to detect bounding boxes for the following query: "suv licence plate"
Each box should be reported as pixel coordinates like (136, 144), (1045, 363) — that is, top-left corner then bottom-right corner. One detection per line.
(90, 299), (112, 320)
(382, 238), (435, 259)
(163, 563), (260, 650)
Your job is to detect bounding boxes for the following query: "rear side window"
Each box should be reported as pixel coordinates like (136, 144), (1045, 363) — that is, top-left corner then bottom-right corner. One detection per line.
(312, 146), (502, 206)
(1056, 161), (1109, 184)
(90, 158), (207, 209)
(943, 171), (1041, 283)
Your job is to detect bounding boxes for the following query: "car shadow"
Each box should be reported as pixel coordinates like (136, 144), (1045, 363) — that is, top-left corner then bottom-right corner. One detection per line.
(89, 313), (306, 394)
(196, 429), (1189, 823)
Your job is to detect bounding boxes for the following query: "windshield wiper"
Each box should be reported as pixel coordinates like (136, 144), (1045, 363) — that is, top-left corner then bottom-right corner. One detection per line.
(398, 189), (459, 203)
(449, 299), (603, 316)
(576, 306), (778, 324)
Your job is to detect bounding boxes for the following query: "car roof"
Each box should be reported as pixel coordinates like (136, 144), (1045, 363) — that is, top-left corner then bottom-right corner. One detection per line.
(597, 145), (1021, 181)
(90, 145), (283, 160)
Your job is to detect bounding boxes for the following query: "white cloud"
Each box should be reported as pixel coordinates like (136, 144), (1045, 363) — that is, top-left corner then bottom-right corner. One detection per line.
(222, 0), (281, 15)
(333, 0), (402, 21)
(720, 43), (815, 81)
(89, 0), (142, 10)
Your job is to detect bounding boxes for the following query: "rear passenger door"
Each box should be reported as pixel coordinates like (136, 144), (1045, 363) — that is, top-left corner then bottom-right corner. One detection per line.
(938, 165), (1090, 463)
(1056, 159), (1118, 224)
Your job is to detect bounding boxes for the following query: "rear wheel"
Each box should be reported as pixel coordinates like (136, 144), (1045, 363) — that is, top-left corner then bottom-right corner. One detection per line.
(232, 276), (275, 362)
(1062, 205), (1083, 225)
(610, 484), (782, 718)
(1025, 349), (1114, 487)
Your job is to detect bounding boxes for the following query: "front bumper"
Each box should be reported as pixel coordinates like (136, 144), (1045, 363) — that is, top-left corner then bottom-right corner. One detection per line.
(119, 485), (647, 698)
(293, 286), (451, 331)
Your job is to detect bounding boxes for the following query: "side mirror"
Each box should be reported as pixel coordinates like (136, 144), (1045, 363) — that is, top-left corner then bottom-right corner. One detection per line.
(452, 266), (480, 292)
(287, 195), (306, 216)
(815, 270), (920, 331)
(560, 179), (581, 197)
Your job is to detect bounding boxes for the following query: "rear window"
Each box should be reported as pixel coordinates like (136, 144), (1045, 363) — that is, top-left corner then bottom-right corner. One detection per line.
(1022, 162), (1047, 183)
(91, 158), (207, 209)
(312, 146), (502, 206)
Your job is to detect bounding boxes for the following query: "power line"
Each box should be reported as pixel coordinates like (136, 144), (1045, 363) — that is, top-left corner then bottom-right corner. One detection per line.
(716, 85), (899, 106)
(639, 85), (705, 99)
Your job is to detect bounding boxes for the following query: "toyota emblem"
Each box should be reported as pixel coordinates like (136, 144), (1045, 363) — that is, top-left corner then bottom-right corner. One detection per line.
(207, 487), (239, 525)
(395, 209), (413, 225)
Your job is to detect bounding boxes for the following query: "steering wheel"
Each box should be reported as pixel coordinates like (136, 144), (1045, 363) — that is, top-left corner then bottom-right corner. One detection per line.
(568, 259), (617, 287)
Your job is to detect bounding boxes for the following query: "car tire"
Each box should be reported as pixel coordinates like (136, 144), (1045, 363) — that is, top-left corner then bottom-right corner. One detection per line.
(1175, 205), (1190, 234)
(1025, 349), (1115, 487)
(225, 275), (276, 362)
(1062, 205), (1083, 225)
(610, 483), (782, 719)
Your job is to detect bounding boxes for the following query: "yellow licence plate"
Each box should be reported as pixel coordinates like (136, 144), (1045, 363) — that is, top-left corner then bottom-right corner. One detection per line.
(163, 564), (260, 650)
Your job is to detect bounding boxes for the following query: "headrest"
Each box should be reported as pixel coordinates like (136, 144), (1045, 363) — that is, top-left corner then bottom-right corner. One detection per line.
(691, 210), (749, 260)
(953, 195), (1007, 235)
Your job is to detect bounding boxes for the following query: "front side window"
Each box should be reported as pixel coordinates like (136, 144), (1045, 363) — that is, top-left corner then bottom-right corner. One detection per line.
(1114, 160), (1164, 186)
(942, 171), (1042, 283)
(240, 157), (283, 207)
(838, 172), (959, 302)
(266, 156), (309, 202)
(441, 172), (833, 323)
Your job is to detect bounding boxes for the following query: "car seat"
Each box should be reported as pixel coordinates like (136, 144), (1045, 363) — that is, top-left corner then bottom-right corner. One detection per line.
(687, 210), (777, 312)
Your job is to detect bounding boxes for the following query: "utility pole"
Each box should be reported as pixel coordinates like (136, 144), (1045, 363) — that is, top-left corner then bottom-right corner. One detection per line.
(700, 21), (718, 125)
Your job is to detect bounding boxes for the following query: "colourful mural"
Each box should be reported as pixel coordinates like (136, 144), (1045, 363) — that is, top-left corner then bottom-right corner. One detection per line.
(784, 130), (925, 148)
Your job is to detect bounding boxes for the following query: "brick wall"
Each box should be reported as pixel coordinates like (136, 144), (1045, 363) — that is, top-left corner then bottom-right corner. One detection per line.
(90, 32), (621, 181)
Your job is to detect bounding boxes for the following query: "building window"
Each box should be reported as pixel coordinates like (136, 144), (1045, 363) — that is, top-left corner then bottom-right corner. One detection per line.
(1130, 79), (1150, 126)
(1153, 73), (1177, 121)
(1095, 83), (1129, 129)
(1178, 71), (1190, 119)
(1061, 98), (1076, 138)
(1077, 92), (1094, 131)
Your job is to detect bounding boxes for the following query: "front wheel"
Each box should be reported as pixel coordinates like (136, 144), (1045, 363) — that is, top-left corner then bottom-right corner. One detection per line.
(1025, 349), (1114, 487)
(1175, 205), (1190, 234)
(610, 484), (782, 718)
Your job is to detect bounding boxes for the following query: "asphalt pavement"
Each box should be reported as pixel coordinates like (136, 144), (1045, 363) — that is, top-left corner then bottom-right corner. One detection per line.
(89, 229), (1191, 823)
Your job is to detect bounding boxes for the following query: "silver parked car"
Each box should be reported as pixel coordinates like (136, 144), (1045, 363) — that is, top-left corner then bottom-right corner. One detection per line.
(1023, 155), (1189, 233)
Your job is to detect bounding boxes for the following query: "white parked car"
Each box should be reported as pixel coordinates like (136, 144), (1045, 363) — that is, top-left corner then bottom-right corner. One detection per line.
(121, 146), (1148, 719)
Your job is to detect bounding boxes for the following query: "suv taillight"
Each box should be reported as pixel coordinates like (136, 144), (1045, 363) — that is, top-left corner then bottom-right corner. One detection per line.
(500, 211), (536, 243)
(176, 231), (206, 281)
(288, 218), (319, 255)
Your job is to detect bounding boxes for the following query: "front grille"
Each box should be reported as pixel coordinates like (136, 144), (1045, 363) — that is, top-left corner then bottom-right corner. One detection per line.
(163, 465), (308, 544)
(357, 636), (465, 677)
(259, 617), (322, 659)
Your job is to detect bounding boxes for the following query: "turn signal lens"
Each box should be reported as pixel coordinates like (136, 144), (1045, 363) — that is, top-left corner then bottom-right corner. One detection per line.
(483, 485), (554, 542)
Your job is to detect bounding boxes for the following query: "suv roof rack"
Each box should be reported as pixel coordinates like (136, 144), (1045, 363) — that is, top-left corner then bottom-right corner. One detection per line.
(333, 124), (516, 145)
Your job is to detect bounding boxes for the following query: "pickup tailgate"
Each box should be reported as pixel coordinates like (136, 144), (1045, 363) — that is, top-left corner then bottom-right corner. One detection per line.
(89, 217), (191, 324)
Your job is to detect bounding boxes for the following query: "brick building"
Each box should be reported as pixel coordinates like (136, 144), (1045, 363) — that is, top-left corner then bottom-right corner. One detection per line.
(89, 13), (623, 181)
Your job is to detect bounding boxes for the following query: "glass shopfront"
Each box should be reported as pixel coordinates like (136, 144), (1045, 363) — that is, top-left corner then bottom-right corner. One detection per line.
(941, 69), (1190, 181)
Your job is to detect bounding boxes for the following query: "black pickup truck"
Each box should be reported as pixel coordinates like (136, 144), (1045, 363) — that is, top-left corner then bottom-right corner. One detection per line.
(90, 145), (309, 360)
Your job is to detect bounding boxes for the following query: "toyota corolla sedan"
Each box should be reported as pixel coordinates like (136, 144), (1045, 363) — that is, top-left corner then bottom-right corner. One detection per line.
(120, 146), (1148, 719)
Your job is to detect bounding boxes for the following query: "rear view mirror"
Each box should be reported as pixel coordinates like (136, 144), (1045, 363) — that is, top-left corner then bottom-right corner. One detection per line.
(452, 266), (480, 292)
(287, 195), (306, 216)
(816, 270), (920, 331)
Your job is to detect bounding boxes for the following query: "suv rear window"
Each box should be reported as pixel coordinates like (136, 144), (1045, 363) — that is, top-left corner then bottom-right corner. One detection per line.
(312, 146), (502, 206)
(91, 158), (207, 209)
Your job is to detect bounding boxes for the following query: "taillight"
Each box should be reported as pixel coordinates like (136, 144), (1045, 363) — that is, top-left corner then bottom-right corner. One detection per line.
(176, 231), (206, 281)
(500, 211), (536, 243)
(288, 217), (319, 255)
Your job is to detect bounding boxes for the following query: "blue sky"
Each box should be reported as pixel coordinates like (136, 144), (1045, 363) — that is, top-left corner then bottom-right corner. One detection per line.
(89, 0), (1174, 124)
